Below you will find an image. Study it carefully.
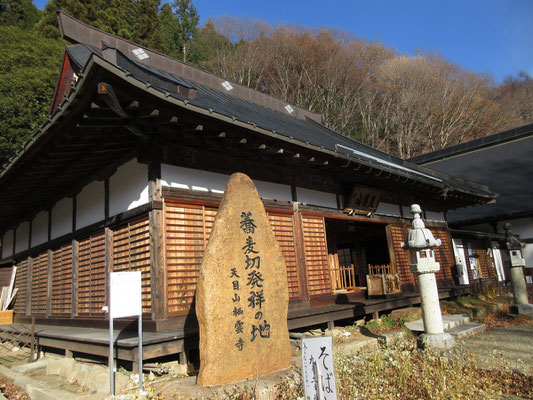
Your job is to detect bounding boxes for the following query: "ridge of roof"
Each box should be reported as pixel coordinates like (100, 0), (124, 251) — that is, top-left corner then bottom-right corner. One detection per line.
(409, 123), (533, 164)
(57, 11), (322, 124)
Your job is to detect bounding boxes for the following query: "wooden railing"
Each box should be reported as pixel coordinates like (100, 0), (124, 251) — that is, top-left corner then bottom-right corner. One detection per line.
(0, 316), (37, 362)
(330, 264), (356, 292)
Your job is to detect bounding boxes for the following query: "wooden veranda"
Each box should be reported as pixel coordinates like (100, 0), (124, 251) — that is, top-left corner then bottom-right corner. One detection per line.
(0, 285), (472, 368)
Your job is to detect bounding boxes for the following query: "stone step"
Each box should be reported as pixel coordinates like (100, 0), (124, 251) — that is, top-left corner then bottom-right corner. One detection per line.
(404, 314), (471, 333)
(447, 323), (486, 338)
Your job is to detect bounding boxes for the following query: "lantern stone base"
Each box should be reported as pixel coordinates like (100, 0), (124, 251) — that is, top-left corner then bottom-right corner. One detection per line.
(417, 332), (455, 350)
(510, 304), (533, 317)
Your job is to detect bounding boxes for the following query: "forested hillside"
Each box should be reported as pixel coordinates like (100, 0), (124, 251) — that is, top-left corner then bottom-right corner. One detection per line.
(1, 0), (532, 166)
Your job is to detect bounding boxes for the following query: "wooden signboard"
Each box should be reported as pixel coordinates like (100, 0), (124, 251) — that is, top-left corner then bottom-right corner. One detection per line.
(343, 185), (381, 215)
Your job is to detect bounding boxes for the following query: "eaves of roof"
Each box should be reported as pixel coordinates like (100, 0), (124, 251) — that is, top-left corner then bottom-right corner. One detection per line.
(0, 49), (497, 208)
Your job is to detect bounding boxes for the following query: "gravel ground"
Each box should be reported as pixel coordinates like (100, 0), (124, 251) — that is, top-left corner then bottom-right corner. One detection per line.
(457, 324), (533, 376)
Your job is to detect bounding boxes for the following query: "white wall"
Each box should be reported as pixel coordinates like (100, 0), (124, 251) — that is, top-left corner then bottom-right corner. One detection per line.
(523, 245), (533, 268)
(161, 164), (292, 201)
(51, 198), (72, 239)
(31, 211), (48, 247)
(76, 180), (105, 229)
(162, 164), (227, 193)
(375, 202), (401, 217)
(296, 187), (337, 209)
(251, 179), (291, 201)
(109, 159), (149, 217)
(15, 222), (29, 254)
(2, 230), (14, 259)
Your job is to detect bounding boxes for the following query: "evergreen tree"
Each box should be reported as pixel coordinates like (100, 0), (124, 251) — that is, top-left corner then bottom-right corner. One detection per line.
(188, 18), (232, 68)
(0, 0), (42, 30)
(131, 0), (166, 52)
(36, 0), (165, 52)
(0, 26), (64, 167)
(159, 0), (199, 62)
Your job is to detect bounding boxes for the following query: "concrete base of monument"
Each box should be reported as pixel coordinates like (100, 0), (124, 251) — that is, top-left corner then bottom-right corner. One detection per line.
(509, 303), (533, 317)
(417, 332), (455, 350)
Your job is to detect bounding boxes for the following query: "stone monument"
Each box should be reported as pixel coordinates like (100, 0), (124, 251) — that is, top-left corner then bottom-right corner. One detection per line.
(403, 204), (455, 349)
(196, 173), (292, 386)
(502, 223), (533, 317)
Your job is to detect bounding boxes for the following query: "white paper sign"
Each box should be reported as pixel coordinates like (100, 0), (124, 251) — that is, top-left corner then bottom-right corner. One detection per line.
(302, 336), (337, 400)
(110, 271), (142, 318)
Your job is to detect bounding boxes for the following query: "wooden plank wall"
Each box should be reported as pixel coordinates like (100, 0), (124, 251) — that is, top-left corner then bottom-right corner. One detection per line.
(11, 214), (152, 320)
(433, 228), (456, 285)
(165, 202), (215, 316)
(390, 224), (415, 290)
(13, 259), (27, 315)
(50, 243), (73, 316)
(77, 231), (106, 317)
(164, 200), (302, 316)
(301, 214), (331, 297)
(112, 217), (152, 314)
(0, 266), (14, 288)
(267, 212), (300, 299)
(30, 253), (48, 315)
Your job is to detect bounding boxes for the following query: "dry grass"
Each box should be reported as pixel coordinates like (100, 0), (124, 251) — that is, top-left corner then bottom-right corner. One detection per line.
(273, 340), (533, 400)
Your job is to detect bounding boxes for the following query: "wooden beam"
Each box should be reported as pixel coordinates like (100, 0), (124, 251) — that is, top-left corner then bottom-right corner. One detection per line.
(26, 256), (32, 317)
(97, 82), (128, 118)
(104, 178), (110, 220)
(148, 162), (162, 202)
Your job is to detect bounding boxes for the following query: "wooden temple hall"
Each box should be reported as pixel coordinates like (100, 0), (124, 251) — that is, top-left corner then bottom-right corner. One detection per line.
(0, 13), (500, 365)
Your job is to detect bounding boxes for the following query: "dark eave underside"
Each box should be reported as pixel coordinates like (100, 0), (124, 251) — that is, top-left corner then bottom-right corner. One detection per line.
(0, 55), (496, 232)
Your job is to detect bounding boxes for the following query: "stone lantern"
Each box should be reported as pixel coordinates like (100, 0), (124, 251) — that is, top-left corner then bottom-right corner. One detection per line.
(403, 204), (455, 349)
(502, 223), (533, 316)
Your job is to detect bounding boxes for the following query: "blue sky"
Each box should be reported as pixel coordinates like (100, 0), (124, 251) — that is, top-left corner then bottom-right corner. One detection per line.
(34, 0), (533, 83)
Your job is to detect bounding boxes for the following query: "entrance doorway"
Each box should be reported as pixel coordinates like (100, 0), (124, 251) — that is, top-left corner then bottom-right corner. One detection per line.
(325, 219), (400, 295)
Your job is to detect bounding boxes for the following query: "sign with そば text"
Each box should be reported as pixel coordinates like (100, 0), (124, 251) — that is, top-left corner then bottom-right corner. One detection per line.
(302, 336), (337, 400)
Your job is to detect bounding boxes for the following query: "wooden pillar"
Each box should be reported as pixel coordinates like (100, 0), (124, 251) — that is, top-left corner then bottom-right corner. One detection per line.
(26, 256), (32, 317)
(292, 207), (310, 303)
(104, 227), (113, 309)
(386, 225), (397, 273)
(71, 239), (79, 317)
(46, 249), (53, 317)
(150, 208), (166, 321)
(148, 162), (166, 321)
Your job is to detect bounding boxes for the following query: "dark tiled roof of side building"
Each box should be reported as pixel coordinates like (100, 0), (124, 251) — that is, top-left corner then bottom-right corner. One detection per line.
(409, 123), (533, 164)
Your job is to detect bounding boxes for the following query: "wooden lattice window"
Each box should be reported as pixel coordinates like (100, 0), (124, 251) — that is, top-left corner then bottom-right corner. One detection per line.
(13, 259), (28, 316)
(390, 224), (414, 288)
(433, 228), (455, 284)
(165, 202), (216, 315)
(112, 217), (152, 314)
(31, 252), (48, 316)
(267, 212), (300, 299)
(77, 231), (106, 317)
(50, 243), (73, 316)
(301, 215), (331, 296)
